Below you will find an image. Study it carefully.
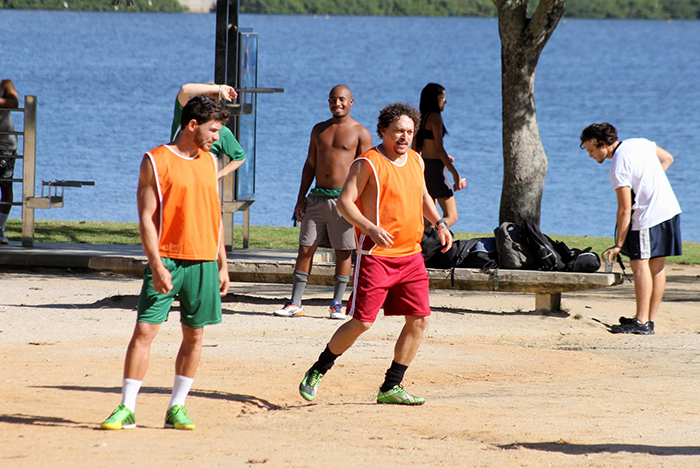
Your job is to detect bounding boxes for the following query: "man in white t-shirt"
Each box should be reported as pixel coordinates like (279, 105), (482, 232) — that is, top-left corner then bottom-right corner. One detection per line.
(580, 122), (682, 335)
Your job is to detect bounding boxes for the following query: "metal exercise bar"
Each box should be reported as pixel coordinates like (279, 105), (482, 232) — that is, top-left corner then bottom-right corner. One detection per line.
(21, 96), (37, 247)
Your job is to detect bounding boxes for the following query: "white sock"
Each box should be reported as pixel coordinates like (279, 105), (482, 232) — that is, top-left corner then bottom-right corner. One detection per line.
(0, 212), (8, 231)
(168, 375), (194, 409)
(120, 378), (142, 412)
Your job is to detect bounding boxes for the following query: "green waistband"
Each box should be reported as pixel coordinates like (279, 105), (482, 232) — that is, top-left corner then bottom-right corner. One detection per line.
(310, 187), (342, 198)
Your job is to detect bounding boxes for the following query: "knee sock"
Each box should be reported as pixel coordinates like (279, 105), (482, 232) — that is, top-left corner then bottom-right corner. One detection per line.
(120, 378), (142, 412)
(312, 344), (341, 374)
(168, 375), (194, 409)
(290, 270), (309, 306)
(380, 361), (408, 392)
(332, 274), (349, 304)
(0, 212), (8, 231)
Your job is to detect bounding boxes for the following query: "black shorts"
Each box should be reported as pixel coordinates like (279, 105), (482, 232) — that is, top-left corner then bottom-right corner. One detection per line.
(624, 214), (682, 260)
(423, 158), (453, 199)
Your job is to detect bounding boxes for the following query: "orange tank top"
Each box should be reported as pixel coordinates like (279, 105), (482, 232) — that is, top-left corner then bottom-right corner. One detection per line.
(354, 147), (425, 258)
(146, 145), (221, 261)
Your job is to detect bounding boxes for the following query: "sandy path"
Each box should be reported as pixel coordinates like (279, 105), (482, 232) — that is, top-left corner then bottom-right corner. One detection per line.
(1, 265), (699, 467)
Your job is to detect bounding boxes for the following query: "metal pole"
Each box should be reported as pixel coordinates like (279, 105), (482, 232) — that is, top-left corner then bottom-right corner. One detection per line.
(214, 0), (239, 88)
(215, 0), (240, 250)
(242, 205), (250, 249)
(21, 95), (37, 247)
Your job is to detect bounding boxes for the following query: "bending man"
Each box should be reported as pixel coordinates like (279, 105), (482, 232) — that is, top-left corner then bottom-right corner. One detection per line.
(581, 122), (682, 335)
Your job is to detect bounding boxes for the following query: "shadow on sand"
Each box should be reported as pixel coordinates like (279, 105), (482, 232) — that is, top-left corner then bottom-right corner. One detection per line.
(30, 385), (282, 411)
(499, 441), (700, 456)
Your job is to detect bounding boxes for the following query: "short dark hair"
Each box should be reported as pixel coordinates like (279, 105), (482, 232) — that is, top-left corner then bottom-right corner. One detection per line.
(180, 95), (230, 130)
(580, 122), (618, 148)
(376, 103), (421, 139)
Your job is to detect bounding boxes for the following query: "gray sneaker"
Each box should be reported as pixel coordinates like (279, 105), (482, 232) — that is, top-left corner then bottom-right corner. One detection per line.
(273, 302), (303, 317)
(329, 300), (346, 320)
(0, 231), (8, 244)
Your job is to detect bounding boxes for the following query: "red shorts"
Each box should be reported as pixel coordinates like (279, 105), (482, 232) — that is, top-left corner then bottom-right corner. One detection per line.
(347, 252), (431, 323)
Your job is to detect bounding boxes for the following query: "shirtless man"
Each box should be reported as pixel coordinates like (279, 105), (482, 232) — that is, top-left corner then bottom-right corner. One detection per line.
(274, 85), (373, 319)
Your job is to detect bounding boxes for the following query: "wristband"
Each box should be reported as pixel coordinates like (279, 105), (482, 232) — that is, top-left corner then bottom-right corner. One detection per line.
(436, 218), (448, 229)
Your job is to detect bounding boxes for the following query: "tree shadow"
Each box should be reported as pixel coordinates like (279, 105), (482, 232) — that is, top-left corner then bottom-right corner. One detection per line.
(499, 441), (700, 456)
(32, 385), (283, 411)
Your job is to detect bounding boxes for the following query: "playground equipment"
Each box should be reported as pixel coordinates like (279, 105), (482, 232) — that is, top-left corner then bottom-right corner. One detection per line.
(214, 3), (283, 249)
(0, 96), (94, 247)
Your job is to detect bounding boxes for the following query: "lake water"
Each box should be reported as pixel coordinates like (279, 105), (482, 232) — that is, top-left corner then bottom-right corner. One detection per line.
(1, 11), (699, 241)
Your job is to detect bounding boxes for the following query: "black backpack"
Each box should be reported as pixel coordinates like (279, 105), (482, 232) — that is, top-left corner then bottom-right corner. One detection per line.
(550, 239), (601, 273)
(421, 227), (475, 269)
(459, 237), (499, 270)
(494, 222), (537, 269)
(521, 218), (565, 271)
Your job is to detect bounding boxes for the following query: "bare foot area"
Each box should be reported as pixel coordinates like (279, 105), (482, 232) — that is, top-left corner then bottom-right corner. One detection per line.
(1, 265), (699, 467)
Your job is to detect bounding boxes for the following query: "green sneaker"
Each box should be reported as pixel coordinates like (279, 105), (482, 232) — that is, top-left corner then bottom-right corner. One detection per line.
(377, 385), (425, 405)
(100, 404), (136, 430)
(164, 404), (195, 430)
(299, 369), (324, 401)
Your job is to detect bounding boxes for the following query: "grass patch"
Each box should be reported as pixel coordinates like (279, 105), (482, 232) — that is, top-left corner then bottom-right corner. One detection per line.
(5, 219), (699, 264)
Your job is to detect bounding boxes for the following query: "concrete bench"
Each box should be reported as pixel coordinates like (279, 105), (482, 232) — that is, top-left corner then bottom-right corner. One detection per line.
(225, 259), (623, 313)
(76, 249), (622, 313)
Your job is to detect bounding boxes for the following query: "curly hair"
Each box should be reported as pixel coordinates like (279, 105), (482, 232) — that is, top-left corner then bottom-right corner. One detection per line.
(580, 122), (618, 148)
(180, 95), (230, 130)
(376, 103), (421, 139)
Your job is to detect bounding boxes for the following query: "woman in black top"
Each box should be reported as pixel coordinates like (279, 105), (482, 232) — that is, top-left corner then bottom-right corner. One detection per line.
(414, 83), (466, 227)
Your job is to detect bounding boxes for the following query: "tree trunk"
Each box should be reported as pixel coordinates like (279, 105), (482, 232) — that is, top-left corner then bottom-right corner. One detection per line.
(493, 0), (566, 227)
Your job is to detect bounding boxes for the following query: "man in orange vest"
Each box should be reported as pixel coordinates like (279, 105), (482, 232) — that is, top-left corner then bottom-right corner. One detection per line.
(100, 96), (230, 431)
(299, 103), (452, 405)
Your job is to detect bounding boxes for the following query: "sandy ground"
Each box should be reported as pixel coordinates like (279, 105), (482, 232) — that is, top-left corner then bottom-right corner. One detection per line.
(1, 264), (699, 468)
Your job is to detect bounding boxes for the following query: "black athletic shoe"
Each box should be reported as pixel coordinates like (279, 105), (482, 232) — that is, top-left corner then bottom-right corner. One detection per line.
(611, 319), (654, 335)
(619, 316), (654, 333)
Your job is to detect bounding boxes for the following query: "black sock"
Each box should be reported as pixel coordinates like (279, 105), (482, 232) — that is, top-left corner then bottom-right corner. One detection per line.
(312, 344), (340, 374)
(380, 361), (408, 392)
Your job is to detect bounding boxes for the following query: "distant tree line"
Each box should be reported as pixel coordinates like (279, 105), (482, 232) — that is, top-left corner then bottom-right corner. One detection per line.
(3, 0), (700, 18)
(1, 0), (184, 12)
(239, 0), (700, 19)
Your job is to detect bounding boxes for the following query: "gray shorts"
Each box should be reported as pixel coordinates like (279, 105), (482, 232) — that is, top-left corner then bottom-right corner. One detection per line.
(299, 194), (355, 251)
(0, 149), (16, 188)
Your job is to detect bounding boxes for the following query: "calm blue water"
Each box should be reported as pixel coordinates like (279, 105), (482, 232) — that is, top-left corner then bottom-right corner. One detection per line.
(1, 11), (699, 241)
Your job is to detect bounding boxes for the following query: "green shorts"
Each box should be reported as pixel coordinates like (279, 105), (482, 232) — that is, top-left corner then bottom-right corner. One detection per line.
(137, 257), (222, 328)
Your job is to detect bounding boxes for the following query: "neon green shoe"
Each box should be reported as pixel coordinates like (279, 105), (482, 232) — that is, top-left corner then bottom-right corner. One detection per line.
(164, 404), (195, 430)
(377, 385), (425, 405)
(100, 404), (136, 430)
(299, 369), (324, 401)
